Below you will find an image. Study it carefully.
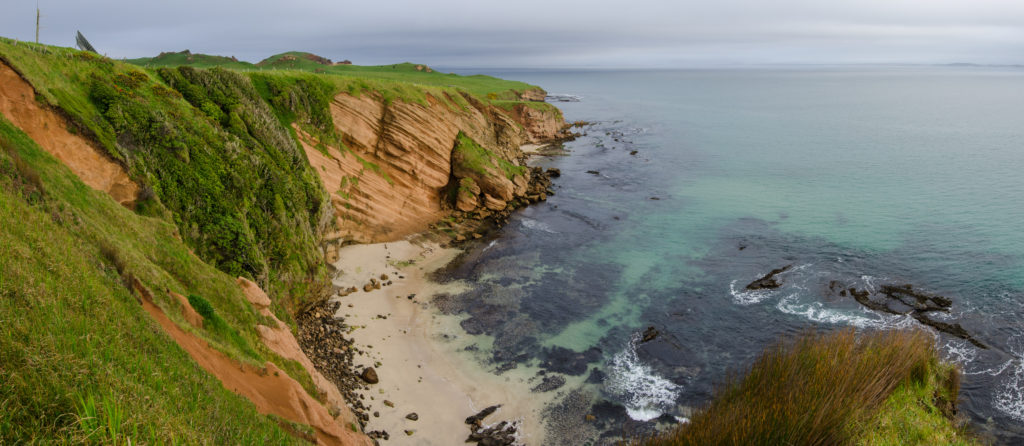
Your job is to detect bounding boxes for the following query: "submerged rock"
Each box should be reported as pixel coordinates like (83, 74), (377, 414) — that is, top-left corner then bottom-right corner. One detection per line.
(531, 374), (566, 393)
(641, 326), (660, 343)
(844, 283), (987, 349)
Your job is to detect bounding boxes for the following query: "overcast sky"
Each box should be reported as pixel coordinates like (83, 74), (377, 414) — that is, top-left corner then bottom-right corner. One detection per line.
(4, 0), (1024, 68)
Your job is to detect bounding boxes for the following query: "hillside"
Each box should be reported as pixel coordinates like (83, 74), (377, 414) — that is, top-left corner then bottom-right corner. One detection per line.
(128, 50), (546, 100)
(0, 37), (568, 445)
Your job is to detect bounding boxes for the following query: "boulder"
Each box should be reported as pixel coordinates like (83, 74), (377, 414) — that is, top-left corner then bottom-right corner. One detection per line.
(360, 367), (379, 384)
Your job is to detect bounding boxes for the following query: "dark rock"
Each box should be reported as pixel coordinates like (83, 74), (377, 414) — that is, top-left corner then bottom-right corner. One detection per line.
(640, 326), (659, 343)
(540, 346), (602, 376)
(467, 420), (518, 446)
(630, 150), (638, 155)
(844, 283), (988, 349)
(531, 374), (566, 392)
(546, 167), (561, 177)
(585, 367), (606, 384)
(586, 170), (600, 175)
(466, 405), (501, 426)
(360, 367), (379, 384)
(744, 264), (793, 290)
(383, 400), (394, 407)
(405, 412), (418, 421)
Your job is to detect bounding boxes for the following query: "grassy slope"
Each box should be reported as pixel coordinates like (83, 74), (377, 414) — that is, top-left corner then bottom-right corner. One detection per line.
(644, 329), (977, 446)
(0, 38), (332, 320)
(0, 117), (310, 444)
(130, 50), (547, 100)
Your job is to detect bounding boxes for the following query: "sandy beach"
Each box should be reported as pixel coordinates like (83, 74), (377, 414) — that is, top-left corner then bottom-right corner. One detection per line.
(330, 237), (575, 445)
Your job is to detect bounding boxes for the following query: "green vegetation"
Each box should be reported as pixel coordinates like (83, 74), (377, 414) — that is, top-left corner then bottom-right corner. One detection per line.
(643, 329), (977, 446)
(0, 117), (309, 444)
(0, 38), (332, 317)
(130, 50), (543, 100)
(454, 132), (526, 179)
(127, 49), (255, 70)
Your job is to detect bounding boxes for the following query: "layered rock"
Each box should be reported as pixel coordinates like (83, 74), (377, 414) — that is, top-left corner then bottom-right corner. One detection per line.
(303, 89), (568, 244)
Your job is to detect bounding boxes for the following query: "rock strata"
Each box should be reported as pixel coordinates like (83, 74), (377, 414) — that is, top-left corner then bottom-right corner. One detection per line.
(845, 283), (987, 349)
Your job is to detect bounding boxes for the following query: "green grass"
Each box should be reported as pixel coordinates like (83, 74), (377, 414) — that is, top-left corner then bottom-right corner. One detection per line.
(0, 116), (312, 444)
(644, 329), (977, 446)
(852, 362), (974, 445)
(0, 38), (333, 317)
(129, 49), (543, 100)
(127, 49), (255, 70)
(453, 132), (526, 180)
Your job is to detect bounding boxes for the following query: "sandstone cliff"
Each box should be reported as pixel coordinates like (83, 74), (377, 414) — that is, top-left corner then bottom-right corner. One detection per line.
(301, 90), (569, 245)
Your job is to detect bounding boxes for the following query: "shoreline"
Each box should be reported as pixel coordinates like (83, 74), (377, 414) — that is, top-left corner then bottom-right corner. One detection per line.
(329, 235), (578, 444)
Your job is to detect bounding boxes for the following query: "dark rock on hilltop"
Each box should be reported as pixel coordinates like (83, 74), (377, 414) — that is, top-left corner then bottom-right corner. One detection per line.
(745, 264), (793, 290)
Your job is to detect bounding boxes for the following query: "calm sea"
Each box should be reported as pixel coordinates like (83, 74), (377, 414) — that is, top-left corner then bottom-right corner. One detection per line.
(442, 67), (1024, 443)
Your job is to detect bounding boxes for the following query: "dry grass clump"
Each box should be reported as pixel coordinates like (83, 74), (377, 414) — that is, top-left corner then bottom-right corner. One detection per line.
(646, 329), (938, 446)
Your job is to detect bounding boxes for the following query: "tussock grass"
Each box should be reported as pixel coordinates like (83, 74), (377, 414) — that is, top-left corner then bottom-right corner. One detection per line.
(645, 329), (976, 446)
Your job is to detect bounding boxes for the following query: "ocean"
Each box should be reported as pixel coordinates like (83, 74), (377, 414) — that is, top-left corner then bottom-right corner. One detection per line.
(442, 67), (1024, 442)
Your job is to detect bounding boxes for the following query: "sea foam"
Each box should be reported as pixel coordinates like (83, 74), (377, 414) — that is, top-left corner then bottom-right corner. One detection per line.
(605, 335), (681, 421)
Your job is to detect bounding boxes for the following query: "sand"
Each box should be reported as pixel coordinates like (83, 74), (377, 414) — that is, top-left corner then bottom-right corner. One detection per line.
(330, 237), (570, 445)
(519, 143), (546, 155)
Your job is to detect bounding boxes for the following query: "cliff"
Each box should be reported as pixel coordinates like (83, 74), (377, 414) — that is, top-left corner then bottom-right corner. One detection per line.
(0, 37), (567, 445)
(305, 89), (568, 245)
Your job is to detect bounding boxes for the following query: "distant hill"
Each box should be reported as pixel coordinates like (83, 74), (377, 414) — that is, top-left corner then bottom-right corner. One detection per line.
(126, 49), (255, 69)
(127, 50), (542, 99)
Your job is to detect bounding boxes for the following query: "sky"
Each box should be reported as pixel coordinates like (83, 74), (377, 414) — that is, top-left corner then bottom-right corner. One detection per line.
(3, 0), (1024, 68)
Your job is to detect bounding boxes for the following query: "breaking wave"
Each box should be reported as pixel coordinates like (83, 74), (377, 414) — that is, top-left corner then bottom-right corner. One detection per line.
(995, 335), (1024, 421)
(605, 335), (681, 421)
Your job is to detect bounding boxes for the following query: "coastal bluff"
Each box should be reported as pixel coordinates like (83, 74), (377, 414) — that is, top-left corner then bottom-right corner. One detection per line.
(304, 89), (570, 245)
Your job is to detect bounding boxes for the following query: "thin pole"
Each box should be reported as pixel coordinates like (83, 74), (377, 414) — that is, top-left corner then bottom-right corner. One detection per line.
(35, 3), (40, 43)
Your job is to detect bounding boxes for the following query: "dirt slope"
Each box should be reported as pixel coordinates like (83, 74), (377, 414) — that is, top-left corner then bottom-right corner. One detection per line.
(0, 61), (138, 205)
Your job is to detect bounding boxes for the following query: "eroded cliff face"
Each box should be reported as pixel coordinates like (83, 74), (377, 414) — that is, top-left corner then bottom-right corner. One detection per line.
(303, 91), (568, 245)
(0, 61), (138, 206)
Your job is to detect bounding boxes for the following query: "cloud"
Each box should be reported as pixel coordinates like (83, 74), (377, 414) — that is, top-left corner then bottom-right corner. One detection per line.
(3, 0), (1024, 67)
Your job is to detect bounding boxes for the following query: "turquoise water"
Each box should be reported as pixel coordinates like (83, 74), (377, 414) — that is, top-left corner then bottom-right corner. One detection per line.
(443, 67), (1024, 441)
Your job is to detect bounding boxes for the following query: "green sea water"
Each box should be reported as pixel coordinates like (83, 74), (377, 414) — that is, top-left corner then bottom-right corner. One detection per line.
(444, 66), (1024, 441)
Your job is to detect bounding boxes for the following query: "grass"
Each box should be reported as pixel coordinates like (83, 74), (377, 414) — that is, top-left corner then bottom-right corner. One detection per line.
(0, 116), (311, 444)
(129, 50), (544, 100)
(643, 329), (978, 446)
(453, 132), (527, 180)
(0, 38), (333, 317)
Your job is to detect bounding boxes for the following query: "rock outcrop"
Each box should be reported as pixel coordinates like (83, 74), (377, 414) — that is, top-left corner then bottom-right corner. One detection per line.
(301, 90), (569, 244)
